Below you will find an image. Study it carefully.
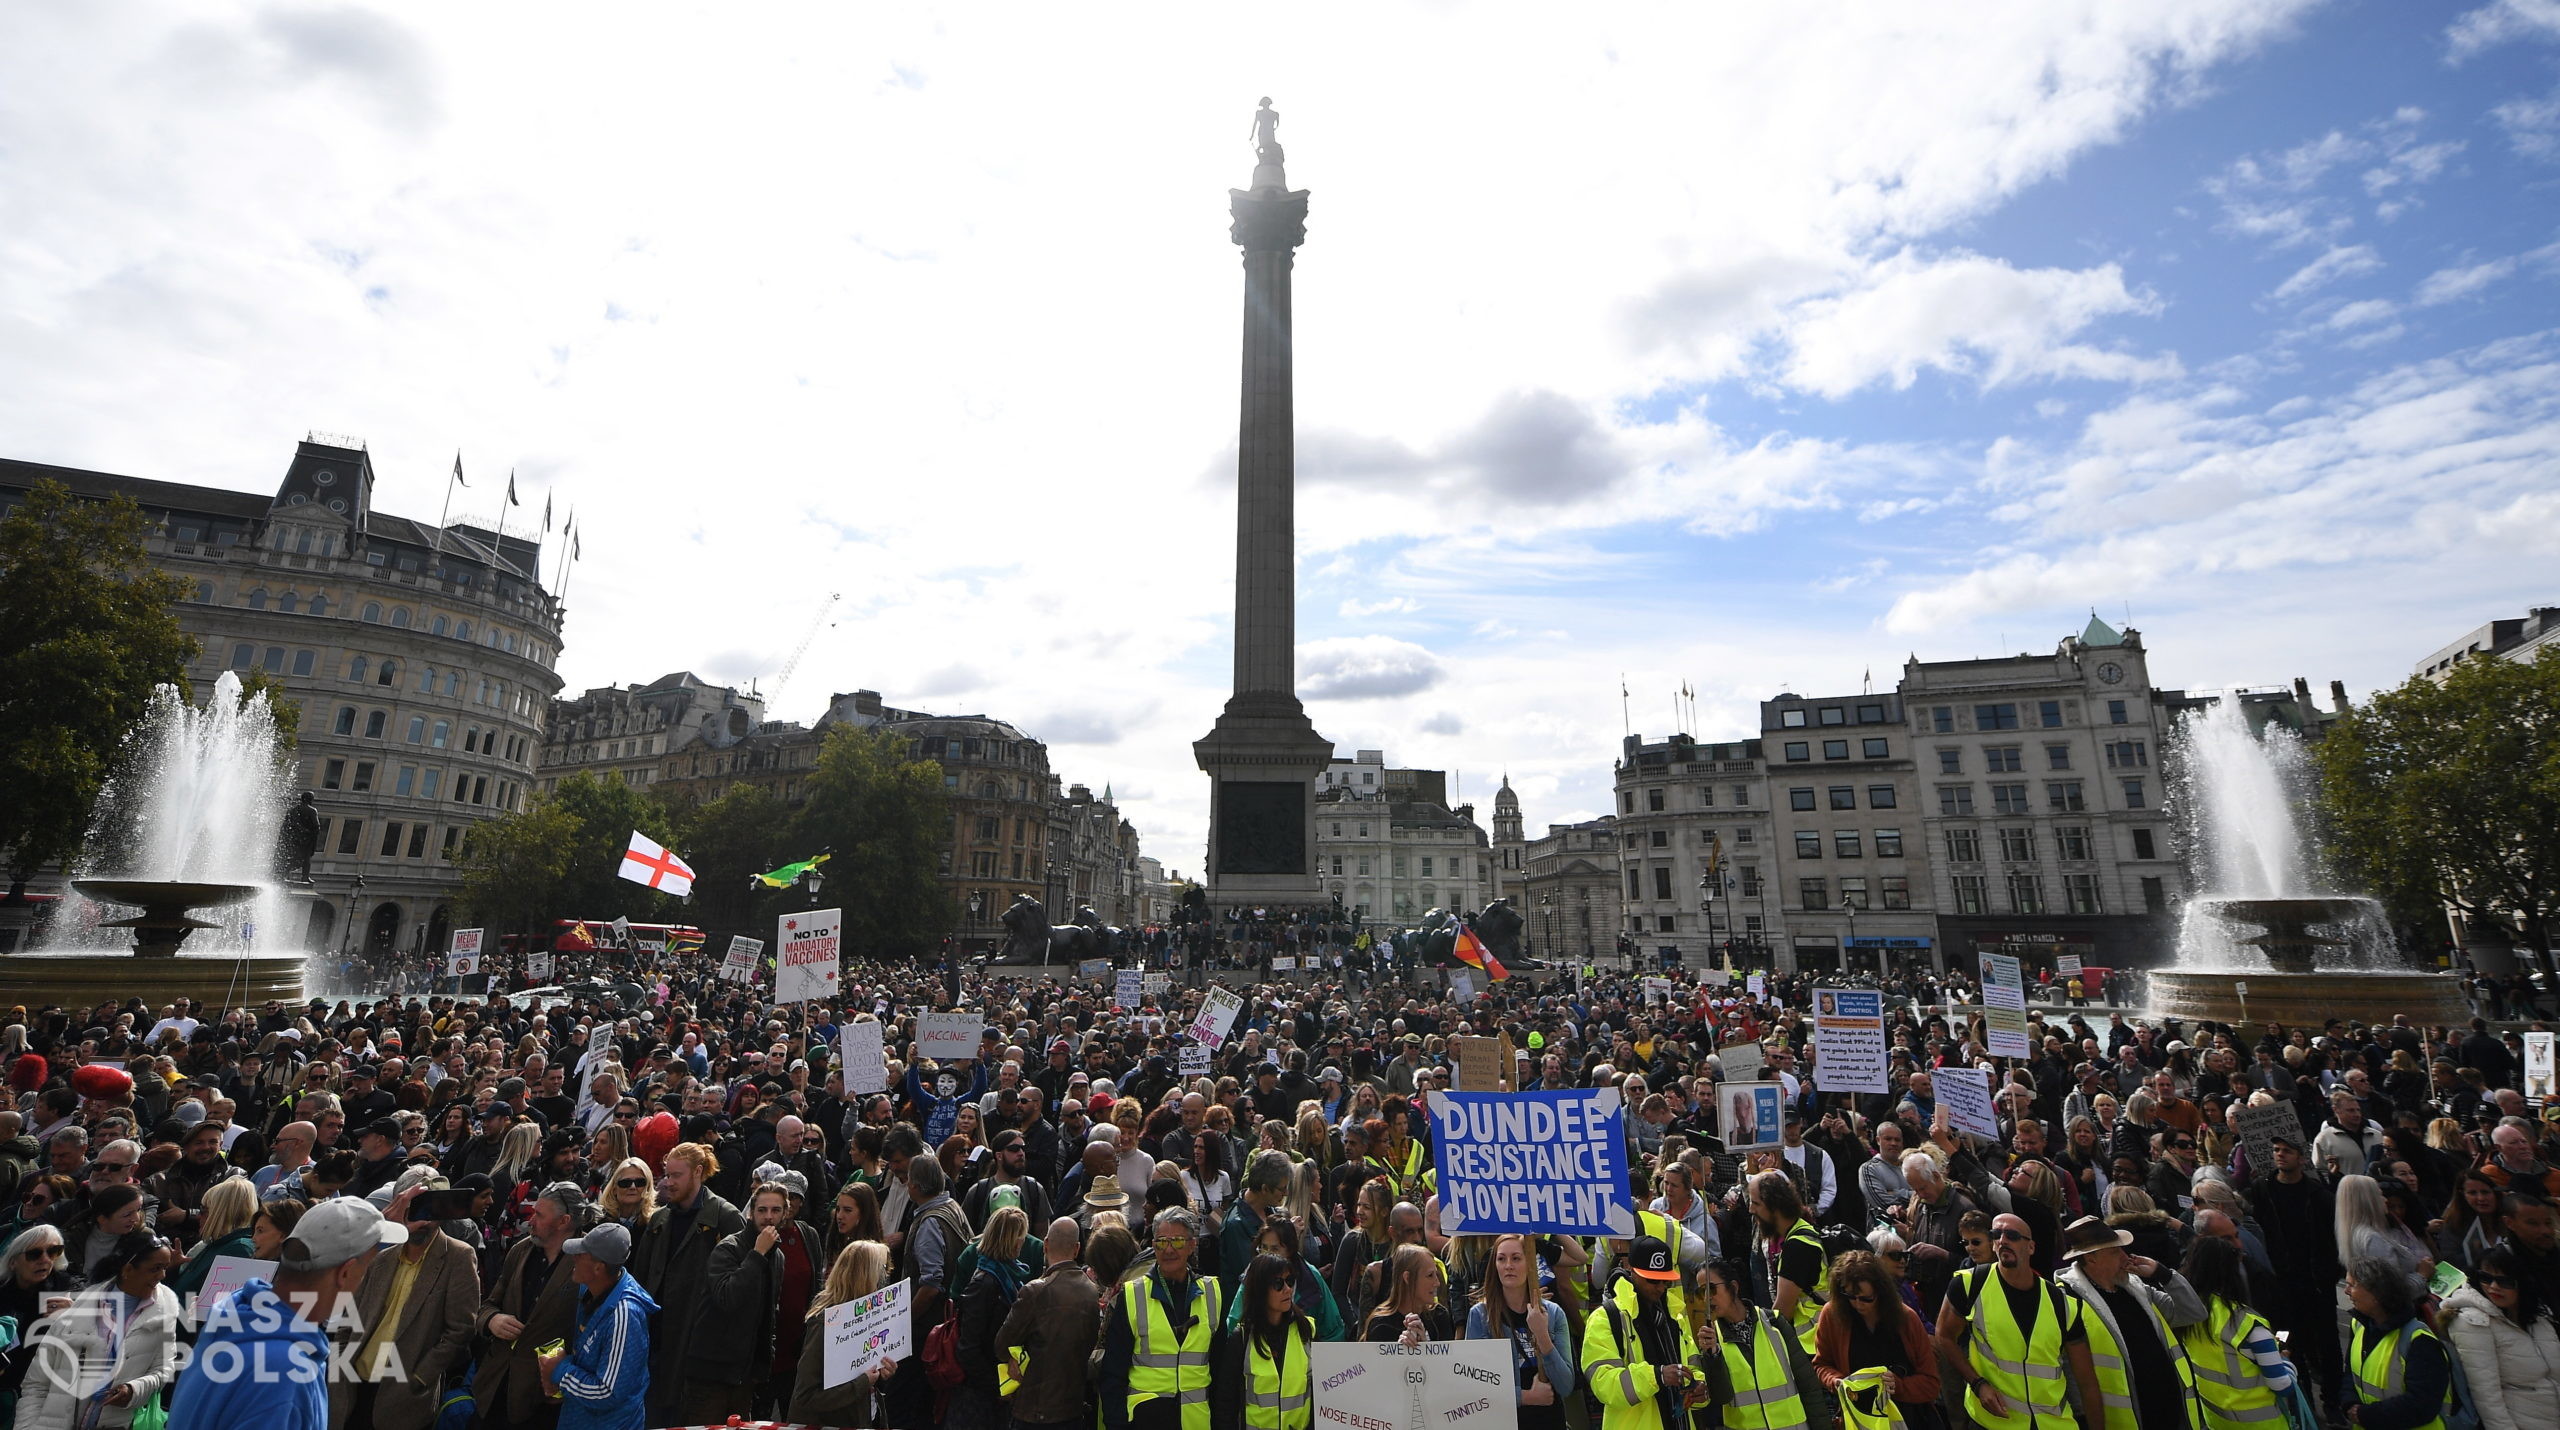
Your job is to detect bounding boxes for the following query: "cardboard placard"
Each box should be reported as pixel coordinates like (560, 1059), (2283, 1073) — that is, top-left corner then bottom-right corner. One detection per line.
(1179, 1044), (1211, 1077)
(1452, 1034), (1512, 1092)
(1309, 1340), (1519, 1430)
(446, 953), (480, 977)
(1188, 986), (1244, 1049)
(917, 1011), (978, 1061)
(1745, 973), (1766, 998)
(822, 1276), (912, 1387)
(525, 952), (553, 982)
(775, 910), (841, 1003)
(1812, 988), (1888, 1094)
(1115, 969), (1144, 1010)
(1642, 977), (1673, 1005)
(1936, 1065), (2000, 1142)
(843, 1020), (888, 1095)
(194, 1255), (276, 1311)
(2527, 1030), (2555, 1102)
(1718, 1039), (1764, 1082)
(1721, 1080), (1786, 1151)
(722, 935), (765, 985)
(2232, 1100), (2305, 1175)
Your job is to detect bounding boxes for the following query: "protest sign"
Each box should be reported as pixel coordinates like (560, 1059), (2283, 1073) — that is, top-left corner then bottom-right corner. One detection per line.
(1746, 973), (1766, 998)
(1077, 958), (1111, 981)
(1701, 968), (1731, 987)
(822, 1277), (912, 1387)
(1115, 969), (1144, 1010)
(1453, 1034), (1511, 1092)
(843, 1020), (888, 1095)
(774, 909), (841, 1003)
(194, 1255), (276, 1313)
(918, 1012), (977, 1061)
(446, 952), (480, 978)
(525, 951), (553, 982)
(1143, 972), (1171, 997)
(1642, 977), (1673, 1005)
(1720, 1080), (1786, 1151)
(1937, 1066), (2000, 1142)
(2527, 1031), (2555, 1102)
(1449, 970), (1475, 1002)
(1310, 1340), (1518, 1430)
(722, 935), (765, 985)
(1426, 1088), (1637, 1237)
(1272, 955), (1296, 972)
(2232, 1100), (2305, 1175)
(1812, 988), (1888, 1094)
(1978, 952), (2032, 1060)
(452, 928), (484, 959)
(1718, 1038), (1764, 1082)
(1179, 1043), (1211, 1077)
(2056, 953), (2083, 979)
(1189, 986), (1244, 1049)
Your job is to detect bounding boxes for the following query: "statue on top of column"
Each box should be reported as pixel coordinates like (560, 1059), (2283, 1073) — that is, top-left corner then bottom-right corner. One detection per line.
(1250, 96), (1284, 167)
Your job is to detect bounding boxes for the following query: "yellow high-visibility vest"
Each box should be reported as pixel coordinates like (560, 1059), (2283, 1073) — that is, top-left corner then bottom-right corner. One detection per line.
(1122, 1273), (1223, 1430)
(2348, 1319), (2445, 1430)
(2179, 1298), (2282, 1429)
(1956, 1264), (2077, 1430)
(1241, 1322), (1313, 1430)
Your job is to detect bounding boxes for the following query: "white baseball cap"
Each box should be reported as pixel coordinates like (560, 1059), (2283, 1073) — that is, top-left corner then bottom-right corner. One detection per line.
(282, 1196), (408, 1271)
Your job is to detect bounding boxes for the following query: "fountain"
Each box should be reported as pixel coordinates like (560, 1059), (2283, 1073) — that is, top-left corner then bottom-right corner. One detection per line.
(8, 673), (311, 1010)
(2147, 695), (2470, 1028)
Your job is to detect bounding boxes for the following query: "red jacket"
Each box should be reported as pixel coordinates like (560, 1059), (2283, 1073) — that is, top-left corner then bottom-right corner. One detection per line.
(1811, 1299), (1942, 1405)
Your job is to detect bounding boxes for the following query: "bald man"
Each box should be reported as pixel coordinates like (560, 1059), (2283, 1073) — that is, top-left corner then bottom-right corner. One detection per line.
(252, 1120), (318, 1195)
(770, 1113), (834, 1197)
(995, 1217), (1105, 1430)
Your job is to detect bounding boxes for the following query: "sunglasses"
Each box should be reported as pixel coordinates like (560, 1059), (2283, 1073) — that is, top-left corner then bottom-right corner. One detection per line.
(2475, 1273), (2519, 1289)
(615, 1177), (648, 1189)
(22, 1246), (62, 1261)
(1991, 1229), (2030, 1242)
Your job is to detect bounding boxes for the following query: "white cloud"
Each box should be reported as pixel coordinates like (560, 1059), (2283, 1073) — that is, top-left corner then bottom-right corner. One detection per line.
(1297, 637), (1448, 701)
(2416, 257), (2518, 304)
(2492, 86), (2560, 160)
(2271, 244), (2383, 301)
(2326, 298), (2399, 328)
(1339, 596), (1420, 619)
(2448, 0), (2560, 60)
(1779, 251), (2177, 397)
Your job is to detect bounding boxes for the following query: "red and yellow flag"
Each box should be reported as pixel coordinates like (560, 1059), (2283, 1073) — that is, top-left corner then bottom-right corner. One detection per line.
(1453, 921), (1509, 982)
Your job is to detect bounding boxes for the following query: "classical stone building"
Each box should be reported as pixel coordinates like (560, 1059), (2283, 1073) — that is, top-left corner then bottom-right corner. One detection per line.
(1518, 816), (1621, 964)
(1313, 750), (1494, 929)
(539, 672), (762, 796)
(1490, 778), (1526, 907)
(0, 436), (565, 956)
(1611, 734), (1780, 967)
(1048, 780), (1140, 928)
(1760, 691), (1937, 975)
(2414, 606), (2560, 680)
(1902, 617), (2182, 972)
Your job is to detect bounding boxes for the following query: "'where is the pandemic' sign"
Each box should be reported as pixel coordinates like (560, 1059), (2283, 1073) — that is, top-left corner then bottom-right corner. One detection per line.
(1426, 1087), (1637, 1238)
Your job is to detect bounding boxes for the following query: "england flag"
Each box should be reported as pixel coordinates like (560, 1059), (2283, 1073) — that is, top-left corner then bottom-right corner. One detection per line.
(617, 830), (696, 897)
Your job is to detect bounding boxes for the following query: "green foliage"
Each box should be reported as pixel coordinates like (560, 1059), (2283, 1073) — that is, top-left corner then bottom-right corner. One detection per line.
(793, 724), (954, 957)
(457, 772), (690, 935)
(680, 783), (795, 933)
(231, 667), (301, 760)
(0, 480), (198, 884)
(2316, 647), (2560, 976)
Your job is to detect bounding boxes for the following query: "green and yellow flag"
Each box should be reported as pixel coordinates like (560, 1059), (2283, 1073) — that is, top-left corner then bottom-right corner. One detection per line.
(754, 852), (832, 889)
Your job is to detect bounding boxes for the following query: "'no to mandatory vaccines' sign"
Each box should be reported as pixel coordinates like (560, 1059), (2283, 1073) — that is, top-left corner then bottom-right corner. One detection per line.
(1426, 1087), (1638, 1238)
(1312, 1340), (1518, 1430)
(775, 909), (842, 1003)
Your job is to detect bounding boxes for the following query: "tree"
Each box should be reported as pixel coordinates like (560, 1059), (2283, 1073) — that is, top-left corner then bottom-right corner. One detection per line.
(795, 725), (953, 957)
(457, 801), (578, 942)
(2316, 647), (2560, 983)
(680, 783), (796, 934)
(0, 479), (197, 893)
(456, 773), (690, 941)
(231, 667), (301, 760)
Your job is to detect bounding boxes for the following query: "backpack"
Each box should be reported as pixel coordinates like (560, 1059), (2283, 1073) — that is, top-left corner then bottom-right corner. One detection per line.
(1817, 1224), (1871, 1260)
(2425, 1317), (2482, 1430)
(923, 1300), (966, 1390)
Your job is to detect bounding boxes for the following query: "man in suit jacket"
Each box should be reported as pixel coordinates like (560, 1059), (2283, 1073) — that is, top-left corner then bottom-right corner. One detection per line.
(472, 1180), (586, 1430)
(329, 1188), (482, 1430)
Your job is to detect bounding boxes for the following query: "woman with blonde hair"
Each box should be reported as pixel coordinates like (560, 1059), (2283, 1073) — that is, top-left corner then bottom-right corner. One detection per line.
(489, 1120), (544, 1192)
(949, 1207), (1032, 1430)
(598, 1155), (657, 1231)
(1362, 1243), (1451, 1344)
(169, 1176), (261, 1301)
(789, 1241), (896, 1427)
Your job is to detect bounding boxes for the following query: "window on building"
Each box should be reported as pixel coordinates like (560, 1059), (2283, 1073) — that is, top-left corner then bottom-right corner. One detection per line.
(402, 716), (422, 744)
(1863, 738), (1889, 759)
(2007, 872), (2044, 914)
(336, 819), (363, 855)
(972, 851), (997, 877)
(393, 766), (415, 797)
(1627, 868), (1643, 899)
(2056, 826), (2091, 861)
(1357, 823), (1369, 837)
(1834, 830), (1862, 858)
(1975, 703), (2019, 730)
(1985, 746), (2023, 773)
(1840, 877), (1868, 909)
(472, 775), (487, 804)
(1696, 785), (1715, 806)
(1998, 826), (2033, 861)
(227, 643), (253, 670)
(1932, 706), (1954, 733)
(2131, 828), (2157, 859)
(1357, 856), (1371, 876)
(1858, 704), (1885, 723)
(1991, 783), (2029, 815)
(1818, 707), (1846, 726)
(2065, 873), (2102, 914)
(2039, 700), (2063, 728)
(361, 602), (381, 623)
(353, 761), (376, 792)
(2106, 740), (2149, 768)
(1783, 742), (1810, 762)
(2141, 876), (2166, 913)
(1646, 831), (1666, 850)
(1795, 832), (1823, 859)
(1789, 788), (1816, 811)
(2121, 778), (2146, 809)
(406, 824), (428, 859)
(309, 594), (330, 617)
(1826, 786), (1854, 810)
(374, 822), (400, 858)
(1799, 877), (1829, 910)
(1422, 856), (1438, 877)
(322, 759), (345, 790)
(364, 710), (386, 739)
(1653, 866), (1673, 900)
(1781, 709), (1807, 728)
(334, 706), (356, 736)
(1393, 855), (1407, 877)
(422, 769), (441, 799)
(1822, 740), (1849, 760)
(1734, 825), (1754, 844)
(2108, 699), (2129, 725)
(1647, 788), (1666, 812)
(1875, 828), (1904, 857)
(2045, 744), (2071, 770)
(2047, 781), (2085, 812)
(1937, 748), (1962, 774)
(1866, 785), (1897, 809)
(1656, 915), (1676, 932)
(291, 650), (315, 676)
(975, 816), (999, 840)
(1620, 792), (1635, 813)
(257, 646), (283, 673)
(1954, 874), (1987, 914)
(1938, 786), (1975, 816)
(1739, 866), (1762, 897)
(1624, 834), (1641, 851)
(1947, 827), (1982, 862)
(1881, 875), (1911, 909)
(390, 607), (410, 628)
(1730, 784), (1751, 806)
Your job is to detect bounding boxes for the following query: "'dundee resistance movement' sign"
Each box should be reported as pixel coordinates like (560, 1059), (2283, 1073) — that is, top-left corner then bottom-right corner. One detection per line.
(1812, 987), (1889, 1094)
(1310, 1339), (1518, 1430)
(774, 909), (841, 1003)
(1427, 1087), (1637, 1238)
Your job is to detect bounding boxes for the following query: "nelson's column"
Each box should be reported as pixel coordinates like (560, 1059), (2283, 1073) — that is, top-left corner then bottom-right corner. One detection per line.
(1195, 98), (1333, 903)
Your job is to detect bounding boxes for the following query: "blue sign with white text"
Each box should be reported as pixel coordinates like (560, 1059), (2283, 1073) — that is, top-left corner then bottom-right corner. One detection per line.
(1426, 1087), (1639, 1238)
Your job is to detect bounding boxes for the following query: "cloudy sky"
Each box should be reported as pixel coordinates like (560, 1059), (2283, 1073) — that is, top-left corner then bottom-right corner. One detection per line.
(6, 2), (2558, 870)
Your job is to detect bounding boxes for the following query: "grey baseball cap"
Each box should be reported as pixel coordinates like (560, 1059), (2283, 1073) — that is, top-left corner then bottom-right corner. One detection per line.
(564, 1221), (632, 1267)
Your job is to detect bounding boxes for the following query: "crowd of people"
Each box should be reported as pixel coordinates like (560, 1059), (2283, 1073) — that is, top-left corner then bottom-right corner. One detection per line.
(0, 946), (2554, 1430)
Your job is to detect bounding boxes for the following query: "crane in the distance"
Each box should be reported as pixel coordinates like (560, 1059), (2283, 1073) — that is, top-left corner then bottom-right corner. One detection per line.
(751, 592), (839, 706)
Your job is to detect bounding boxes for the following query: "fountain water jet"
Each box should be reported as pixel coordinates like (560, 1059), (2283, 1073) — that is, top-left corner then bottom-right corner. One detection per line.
(9, 673), (311, 1010)
(2147, 695), (2467, 1027)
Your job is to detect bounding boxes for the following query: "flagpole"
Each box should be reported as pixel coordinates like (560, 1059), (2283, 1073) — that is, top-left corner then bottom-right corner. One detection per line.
(433, 452), (461, 564)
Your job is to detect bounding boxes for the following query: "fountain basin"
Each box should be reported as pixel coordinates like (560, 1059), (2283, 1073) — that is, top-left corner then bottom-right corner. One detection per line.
(2148, 968), (2473, 1030)
(5, 949), (310, 1012)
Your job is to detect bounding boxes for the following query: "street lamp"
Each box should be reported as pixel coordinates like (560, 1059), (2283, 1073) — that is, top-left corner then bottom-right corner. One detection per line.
(966, 890), (984, 950)
(340, 873), (366, 957)
(802, 865), (825, 906)
(1842, 897), (1859, 975)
